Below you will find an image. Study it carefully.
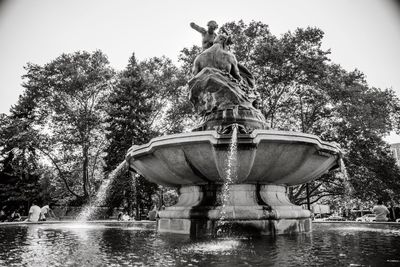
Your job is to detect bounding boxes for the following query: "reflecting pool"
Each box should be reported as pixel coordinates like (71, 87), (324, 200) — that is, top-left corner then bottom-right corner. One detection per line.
(1, 222), (400, 266)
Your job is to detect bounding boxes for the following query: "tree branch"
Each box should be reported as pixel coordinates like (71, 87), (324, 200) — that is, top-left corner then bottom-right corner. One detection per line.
(296, 193), (337, 206)
(34, 146), (83, 198)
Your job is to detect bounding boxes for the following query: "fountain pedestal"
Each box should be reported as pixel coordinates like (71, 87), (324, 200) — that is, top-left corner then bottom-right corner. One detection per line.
(157, 184), (311, 236)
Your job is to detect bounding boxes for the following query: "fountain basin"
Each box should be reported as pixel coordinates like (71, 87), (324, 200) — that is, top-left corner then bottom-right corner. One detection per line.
(126, 129), (340, 187)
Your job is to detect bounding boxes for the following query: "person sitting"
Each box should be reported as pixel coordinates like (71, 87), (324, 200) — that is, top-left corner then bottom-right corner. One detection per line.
(121, 211), (130, 221)
(148, 206), (157, 221)
(9, 210), (21, 222)
(117, 211), (123, 221)
(0, 207), (7, 222)
(26, 200), (41, 222)
(373, 199), (390, 222)
(40, 203), (58, 221)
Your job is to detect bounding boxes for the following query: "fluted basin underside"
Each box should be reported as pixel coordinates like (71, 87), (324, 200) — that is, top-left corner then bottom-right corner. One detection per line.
(126, 129), (340, 187)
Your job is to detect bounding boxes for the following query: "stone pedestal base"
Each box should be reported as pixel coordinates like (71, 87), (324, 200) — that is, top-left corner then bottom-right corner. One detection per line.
(157, 184), (312, 237)
(158, 218), (311, 236)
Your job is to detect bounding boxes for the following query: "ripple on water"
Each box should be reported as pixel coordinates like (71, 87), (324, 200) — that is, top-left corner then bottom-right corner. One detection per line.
(335, 226), (400, 236)
(184, 239), (241, 253)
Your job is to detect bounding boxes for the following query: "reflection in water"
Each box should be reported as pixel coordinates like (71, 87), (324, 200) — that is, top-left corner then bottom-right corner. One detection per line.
(333, 226), (400, 236)
(15, 224), (102, 266)
(1, 223), (400, 266)
(184, 240), (240, 253)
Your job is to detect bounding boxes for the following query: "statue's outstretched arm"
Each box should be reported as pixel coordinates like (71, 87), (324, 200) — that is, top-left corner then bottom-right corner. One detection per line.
(190, 22), (206, 34)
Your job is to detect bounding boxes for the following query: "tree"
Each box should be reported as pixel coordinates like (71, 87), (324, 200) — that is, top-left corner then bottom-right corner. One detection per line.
(14, 50), (114, 202)
(323, 66), (400, 202)
(0, 102), (41, 212)
(139, 56), (190, 134)
(104, 54), (157, 216)
(289, 64), (400, 205)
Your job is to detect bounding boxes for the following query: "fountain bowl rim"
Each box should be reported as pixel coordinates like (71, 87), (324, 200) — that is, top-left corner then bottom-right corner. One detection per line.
(126, 129), (341, 160)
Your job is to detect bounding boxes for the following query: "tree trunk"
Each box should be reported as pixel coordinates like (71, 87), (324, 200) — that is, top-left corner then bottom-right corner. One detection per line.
(306, 183), (311, 210)
(35, 147), (83, 198)
(131, 173), (140, 220)
(82, 145), (90, 201)
(135, 191), (140, 220)
(127, 173), (135, 216)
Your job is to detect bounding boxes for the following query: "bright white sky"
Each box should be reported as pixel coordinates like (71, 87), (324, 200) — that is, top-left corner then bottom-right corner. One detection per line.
(1, 0), (400, 142)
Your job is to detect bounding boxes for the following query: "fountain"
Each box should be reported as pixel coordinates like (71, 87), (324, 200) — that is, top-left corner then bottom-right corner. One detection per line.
(2, 21), (400, 267)
(126, 25), (341, 236)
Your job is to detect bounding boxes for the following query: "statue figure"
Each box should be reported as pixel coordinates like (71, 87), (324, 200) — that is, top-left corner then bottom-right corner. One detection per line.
(192, 34), (241, 81)
(189, 34), (260, 115)
(190, 21), (219, 50)
(190, 21), (254, 88)
(188, 20), (266, 131)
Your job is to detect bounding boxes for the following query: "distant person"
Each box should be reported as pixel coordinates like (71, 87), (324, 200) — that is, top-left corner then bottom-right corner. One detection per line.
(388, 203), (398, 222)
(0, 206), (7, 222)
(117, 211), (123, 221)
(40, 204), (58, 221)
(373, 200), (390, 222)
(9, 210), (21, 222)
(148, 206), (157, 221)
(121, 211), (130, 221)
(27, 201), (41, 222)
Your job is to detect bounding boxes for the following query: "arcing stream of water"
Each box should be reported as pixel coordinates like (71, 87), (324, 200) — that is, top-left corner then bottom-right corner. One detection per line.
(334, 157), (355, 212)
(77, 161), (128, 221)
(338, 158), (354, 196)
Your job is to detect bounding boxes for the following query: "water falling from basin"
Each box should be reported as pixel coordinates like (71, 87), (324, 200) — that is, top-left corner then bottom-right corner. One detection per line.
(77, 161), (127, 221)
(335, 158), (355, 213)
(219, 125), (238, 223)
(338, 158), (354, 196)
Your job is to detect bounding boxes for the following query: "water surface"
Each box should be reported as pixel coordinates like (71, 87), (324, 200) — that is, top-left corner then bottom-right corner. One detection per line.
(1, 222), (400, 266)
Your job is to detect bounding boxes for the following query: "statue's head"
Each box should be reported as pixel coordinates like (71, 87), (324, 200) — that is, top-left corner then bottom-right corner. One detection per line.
(213, 34), (231, 49)
(207, 20), (218, 31)
(214, 34), (227, 44)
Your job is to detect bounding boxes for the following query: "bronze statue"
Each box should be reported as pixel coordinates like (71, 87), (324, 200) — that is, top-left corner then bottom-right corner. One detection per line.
(188, 20), (265, 132)
(190, 21), (219, 50)
(189, 34), (259, 115)
(190, 21), (254, 89)
(192, 34), (241, 81)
